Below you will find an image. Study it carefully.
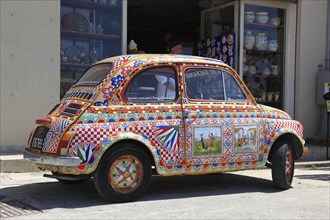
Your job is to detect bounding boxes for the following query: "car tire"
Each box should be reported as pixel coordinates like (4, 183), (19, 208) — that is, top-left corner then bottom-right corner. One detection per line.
(93, 143), (151, 203)
(271, 141), (294, 190)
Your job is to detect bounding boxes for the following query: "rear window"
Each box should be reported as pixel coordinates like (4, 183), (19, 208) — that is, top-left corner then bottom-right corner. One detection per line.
(74, 63), (112, 87)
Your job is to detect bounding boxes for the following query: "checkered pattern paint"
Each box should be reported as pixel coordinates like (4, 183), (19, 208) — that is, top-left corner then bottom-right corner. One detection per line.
(69, 121), (184, 166)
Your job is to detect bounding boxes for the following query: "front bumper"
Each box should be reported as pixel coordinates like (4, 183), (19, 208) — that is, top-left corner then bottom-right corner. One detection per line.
(24, 149), (81, 167)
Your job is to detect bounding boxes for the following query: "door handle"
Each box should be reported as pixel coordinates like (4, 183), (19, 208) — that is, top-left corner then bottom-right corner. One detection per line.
(183, 109), (200, 119)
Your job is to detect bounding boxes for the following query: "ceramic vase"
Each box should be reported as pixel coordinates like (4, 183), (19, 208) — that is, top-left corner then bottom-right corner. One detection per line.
(244, 31), (255, 49)
(255, 32), (268, 51)
(268, 40), (278, 52)
(244, 12), (255, 23)
(256, 12), (269, 24)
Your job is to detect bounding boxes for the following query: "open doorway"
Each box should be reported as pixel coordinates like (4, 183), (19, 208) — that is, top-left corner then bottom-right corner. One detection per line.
(127, 0), (202, 55)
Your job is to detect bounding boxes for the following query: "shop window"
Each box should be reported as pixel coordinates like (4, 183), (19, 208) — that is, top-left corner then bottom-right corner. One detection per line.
(60, 0), (123, 98)
(242, 3), (286, 109)
(125, 67), (177, 103)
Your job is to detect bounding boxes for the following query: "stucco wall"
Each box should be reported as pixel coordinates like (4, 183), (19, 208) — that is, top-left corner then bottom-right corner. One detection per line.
(295, 0), (328, 138)
(0, 1), (60, 152)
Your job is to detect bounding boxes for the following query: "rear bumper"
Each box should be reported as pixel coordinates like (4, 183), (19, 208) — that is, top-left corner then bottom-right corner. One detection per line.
(23, 149), (81, 167)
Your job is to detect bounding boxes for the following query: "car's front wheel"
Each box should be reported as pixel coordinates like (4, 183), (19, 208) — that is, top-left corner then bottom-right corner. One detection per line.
(93, 143), (151, 203)
(271, 141), (294, 189)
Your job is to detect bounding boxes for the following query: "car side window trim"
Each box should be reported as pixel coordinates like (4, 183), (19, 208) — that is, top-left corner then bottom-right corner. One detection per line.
(124, 65), (178, 104)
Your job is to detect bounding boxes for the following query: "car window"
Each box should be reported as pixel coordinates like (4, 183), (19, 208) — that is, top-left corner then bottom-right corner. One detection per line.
(223, 71), (246, 101)
(74, 63), (112, 87)
(185, 68), (224, 100)
(124, 67), (177, 103)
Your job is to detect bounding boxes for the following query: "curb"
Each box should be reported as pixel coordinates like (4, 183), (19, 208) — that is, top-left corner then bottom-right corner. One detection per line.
(0, 154), (42, 173)
(295, 161), (330, 169)
(1, 154), (329, 173)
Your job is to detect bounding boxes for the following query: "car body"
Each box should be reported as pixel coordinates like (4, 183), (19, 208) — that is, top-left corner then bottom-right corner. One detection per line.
(24, 54), (308, 202)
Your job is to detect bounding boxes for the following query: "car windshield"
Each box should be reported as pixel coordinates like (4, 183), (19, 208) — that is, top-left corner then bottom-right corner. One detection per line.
(74, 63), (113, 87)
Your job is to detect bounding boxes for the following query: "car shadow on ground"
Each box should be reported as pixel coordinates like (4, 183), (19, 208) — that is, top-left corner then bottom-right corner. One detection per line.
(294, 167), (330, 182)
(1, 172), (279, 211)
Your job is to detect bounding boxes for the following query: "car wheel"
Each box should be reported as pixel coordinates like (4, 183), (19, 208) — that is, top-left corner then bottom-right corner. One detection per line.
(271, 141), (294, 190)
(93, 144), (151, 203)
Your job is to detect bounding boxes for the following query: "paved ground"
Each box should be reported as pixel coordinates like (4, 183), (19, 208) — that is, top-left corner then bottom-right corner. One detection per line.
(1, 166), (329, 219)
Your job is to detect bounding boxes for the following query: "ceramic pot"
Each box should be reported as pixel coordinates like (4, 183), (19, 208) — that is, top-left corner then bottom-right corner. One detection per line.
(274, 92), (280, 101)
(269, 17), (281, 25)
(268, 40), (278, 52)
(271, 65), (280, 76)
(262, 67), (271, 76)
(255, 32), (267, 51)
(256, 12), (269, 24)
(248, 65), (257, 75)
(244, 11), (255, 23)
(261, 92), (266, 102)
(267, 92), (273, 101)
(243, 64), (249, 74)
(244, 31), (255, 49)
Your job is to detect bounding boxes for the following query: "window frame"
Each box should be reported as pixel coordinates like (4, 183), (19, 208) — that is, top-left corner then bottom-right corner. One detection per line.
(73, 63), (113, 88)
(183, 66), (248, 102)
(123, 65), (179, 104)
(222, 70), (247, 101)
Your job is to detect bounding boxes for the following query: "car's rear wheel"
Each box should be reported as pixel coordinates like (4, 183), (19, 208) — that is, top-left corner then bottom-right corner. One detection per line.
(271, 141), (294, 189)
(93, 143), (151, 203)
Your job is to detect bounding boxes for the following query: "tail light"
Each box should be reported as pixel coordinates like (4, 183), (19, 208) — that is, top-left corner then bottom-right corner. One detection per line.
(36, 117), (52, 124)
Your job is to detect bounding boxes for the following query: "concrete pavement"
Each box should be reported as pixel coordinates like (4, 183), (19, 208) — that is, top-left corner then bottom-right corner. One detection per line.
(1, 167), (329, 219)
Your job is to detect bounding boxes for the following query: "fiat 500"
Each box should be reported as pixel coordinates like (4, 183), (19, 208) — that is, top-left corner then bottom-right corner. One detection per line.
(24, 54), (307, 203)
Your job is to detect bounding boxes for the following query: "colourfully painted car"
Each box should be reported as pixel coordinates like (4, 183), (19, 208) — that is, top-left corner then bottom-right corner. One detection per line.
(24, 54), (308, 203)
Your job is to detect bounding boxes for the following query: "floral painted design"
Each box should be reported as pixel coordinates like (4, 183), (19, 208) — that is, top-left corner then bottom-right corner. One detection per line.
(133, 60), (146, 67)
(121, 65), (134, 77)
(111, 75), (124, 88)
(102, 86), (115, 99)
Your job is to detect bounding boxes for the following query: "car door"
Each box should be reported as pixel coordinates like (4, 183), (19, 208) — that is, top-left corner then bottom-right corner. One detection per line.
(182, 65), (266, 171)
(123, 65), (185, 169)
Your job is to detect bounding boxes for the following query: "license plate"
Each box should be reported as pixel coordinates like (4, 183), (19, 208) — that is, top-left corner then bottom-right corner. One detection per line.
(30, 127), (49, 150)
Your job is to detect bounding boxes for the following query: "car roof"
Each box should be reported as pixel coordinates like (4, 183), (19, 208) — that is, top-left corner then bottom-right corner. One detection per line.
(97, 54), (228, 68)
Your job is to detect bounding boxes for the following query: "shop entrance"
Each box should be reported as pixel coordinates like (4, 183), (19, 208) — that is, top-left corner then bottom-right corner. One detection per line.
(127, 0), (202, 55)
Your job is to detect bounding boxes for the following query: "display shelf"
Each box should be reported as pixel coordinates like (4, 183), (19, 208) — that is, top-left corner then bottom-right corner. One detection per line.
(243, 74), (281, 79)
(60, 0), (123, 99)
(61, 0), (120, 11)
(61, 62), (91, 68)
(257, 100), (282, 105)
(61, 30), (120, 40)
(244, 48), (282, 55)
(244, 22), (283, 30)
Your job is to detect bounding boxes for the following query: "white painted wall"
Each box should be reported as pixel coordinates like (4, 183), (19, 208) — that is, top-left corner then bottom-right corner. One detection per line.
(295, 0), (328, 138)
(0, 1), (60, 152)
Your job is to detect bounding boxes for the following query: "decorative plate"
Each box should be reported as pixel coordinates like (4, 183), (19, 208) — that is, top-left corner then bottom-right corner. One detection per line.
(64, 45), (89, 64)
(62, 12), (89, 32)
